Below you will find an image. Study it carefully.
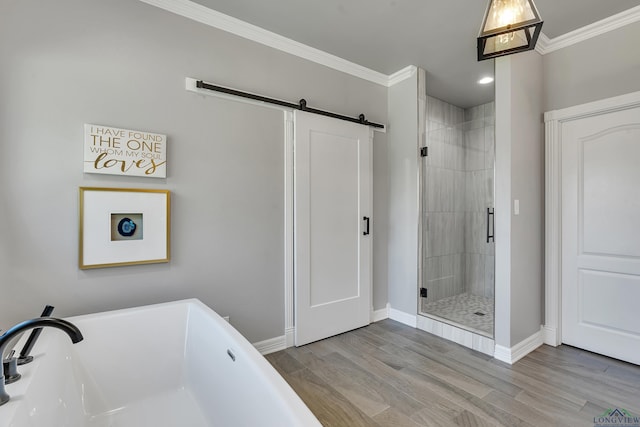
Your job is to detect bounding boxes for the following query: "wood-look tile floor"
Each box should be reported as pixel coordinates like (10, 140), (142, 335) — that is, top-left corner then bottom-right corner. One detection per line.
(266, 319), (640, 427)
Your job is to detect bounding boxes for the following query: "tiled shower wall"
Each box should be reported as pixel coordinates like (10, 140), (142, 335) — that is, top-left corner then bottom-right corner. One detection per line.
(422, 96), (495, 306)
(464, 103), (495, 299)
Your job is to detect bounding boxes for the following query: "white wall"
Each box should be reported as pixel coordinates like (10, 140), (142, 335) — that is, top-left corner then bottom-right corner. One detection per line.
(495, 52), (544, 347)
(386, 69), (419, 316)
(0, 0), (388, 343)
(544, 21), (640, 111)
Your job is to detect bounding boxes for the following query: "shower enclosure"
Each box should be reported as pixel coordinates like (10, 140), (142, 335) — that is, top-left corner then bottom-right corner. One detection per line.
(419, 96), (495, 338)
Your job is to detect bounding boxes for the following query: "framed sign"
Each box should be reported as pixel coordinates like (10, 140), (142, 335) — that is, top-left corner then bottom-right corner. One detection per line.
(79, 187), (170, 269)
(84, 124), (167, 178)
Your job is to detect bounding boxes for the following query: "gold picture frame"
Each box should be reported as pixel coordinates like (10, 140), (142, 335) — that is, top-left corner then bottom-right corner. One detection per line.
(79, 187), (170, 269)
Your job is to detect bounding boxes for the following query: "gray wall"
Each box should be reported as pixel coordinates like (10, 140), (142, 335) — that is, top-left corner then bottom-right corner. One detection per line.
(387, 70), (419, 315)
(544, 21), (640, 111)
(509, 52), (544, 345)
(0, 0), (388, 343)
(494, 57), (513, 347)
(495, 52), (544, 347)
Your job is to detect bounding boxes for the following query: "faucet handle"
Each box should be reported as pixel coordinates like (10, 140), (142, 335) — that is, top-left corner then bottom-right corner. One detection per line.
(17, 305), (55, 365)
(2, 355), (21, 385)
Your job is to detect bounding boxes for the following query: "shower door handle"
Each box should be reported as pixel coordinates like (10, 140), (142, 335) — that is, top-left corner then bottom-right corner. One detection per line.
(363, 216), (370, 236)
(486, 208), (494, 243)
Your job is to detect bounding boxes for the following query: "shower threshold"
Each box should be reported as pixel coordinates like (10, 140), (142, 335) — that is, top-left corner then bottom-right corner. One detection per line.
(419, 312), (493, 339)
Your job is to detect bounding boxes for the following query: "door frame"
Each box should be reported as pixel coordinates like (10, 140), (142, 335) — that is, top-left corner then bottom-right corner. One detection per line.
(543, 90), (640, 347)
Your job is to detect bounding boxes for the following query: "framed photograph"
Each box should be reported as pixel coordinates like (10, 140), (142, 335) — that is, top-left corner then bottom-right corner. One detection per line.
(79, 187), (170, 269)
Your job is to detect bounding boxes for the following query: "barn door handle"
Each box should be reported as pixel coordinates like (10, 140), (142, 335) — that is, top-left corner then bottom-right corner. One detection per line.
(363, 216), (370, 236)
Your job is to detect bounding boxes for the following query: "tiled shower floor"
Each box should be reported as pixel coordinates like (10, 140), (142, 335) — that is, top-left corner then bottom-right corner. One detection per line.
(420, 292), (494, 336)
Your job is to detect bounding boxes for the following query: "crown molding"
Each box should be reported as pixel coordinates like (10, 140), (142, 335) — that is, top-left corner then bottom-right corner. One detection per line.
(387, 65), (417, 86)
(538, 5), (640, 54)
(139, 0), (392, 86)
(534, 32), (550, 55)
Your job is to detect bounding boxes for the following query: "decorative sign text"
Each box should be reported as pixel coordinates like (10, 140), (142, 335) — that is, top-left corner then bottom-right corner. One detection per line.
(84, 124), (167, 178)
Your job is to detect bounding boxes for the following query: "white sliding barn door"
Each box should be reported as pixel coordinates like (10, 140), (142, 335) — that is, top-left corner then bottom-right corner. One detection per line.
(294, 110), (372, 346)
(561, 103), (640, 365)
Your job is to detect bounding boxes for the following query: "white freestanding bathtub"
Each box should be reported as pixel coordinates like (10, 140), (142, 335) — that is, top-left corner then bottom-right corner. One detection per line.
(1, 299), (320, 426)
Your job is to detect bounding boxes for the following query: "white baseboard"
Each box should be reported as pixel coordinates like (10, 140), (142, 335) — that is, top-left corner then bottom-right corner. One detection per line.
(388, 307), (417, 328)
(253, 335), (287, 355)
(371, 303), (390, 322)
(493, 345), (513, 363)
(494, 327), (544, 364)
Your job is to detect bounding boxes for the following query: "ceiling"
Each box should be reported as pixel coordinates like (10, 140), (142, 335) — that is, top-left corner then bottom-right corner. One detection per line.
(190, 0), (640, 108)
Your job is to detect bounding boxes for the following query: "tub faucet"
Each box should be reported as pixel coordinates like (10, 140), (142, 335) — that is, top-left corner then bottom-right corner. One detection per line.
(0, 317), (83, 406)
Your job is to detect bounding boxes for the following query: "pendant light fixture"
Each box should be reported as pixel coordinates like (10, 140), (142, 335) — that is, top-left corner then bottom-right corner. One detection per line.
(477, 0), (543, 61)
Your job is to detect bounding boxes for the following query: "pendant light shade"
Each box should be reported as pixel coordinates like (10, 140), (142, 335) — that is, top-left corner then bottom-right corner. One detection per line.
(477, 0), (543, 61)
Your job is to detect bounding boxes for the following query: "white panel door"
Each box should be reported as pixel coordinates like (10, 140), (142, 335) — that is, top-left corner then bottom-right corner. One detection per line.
(294, 110), (371, 346)
(561, 105), (640, 364)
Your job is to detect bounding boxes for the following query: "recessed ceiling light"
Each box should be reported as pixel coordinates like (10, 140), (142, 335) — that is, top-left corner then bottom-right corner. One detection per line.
(478, 76), (494, 85)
